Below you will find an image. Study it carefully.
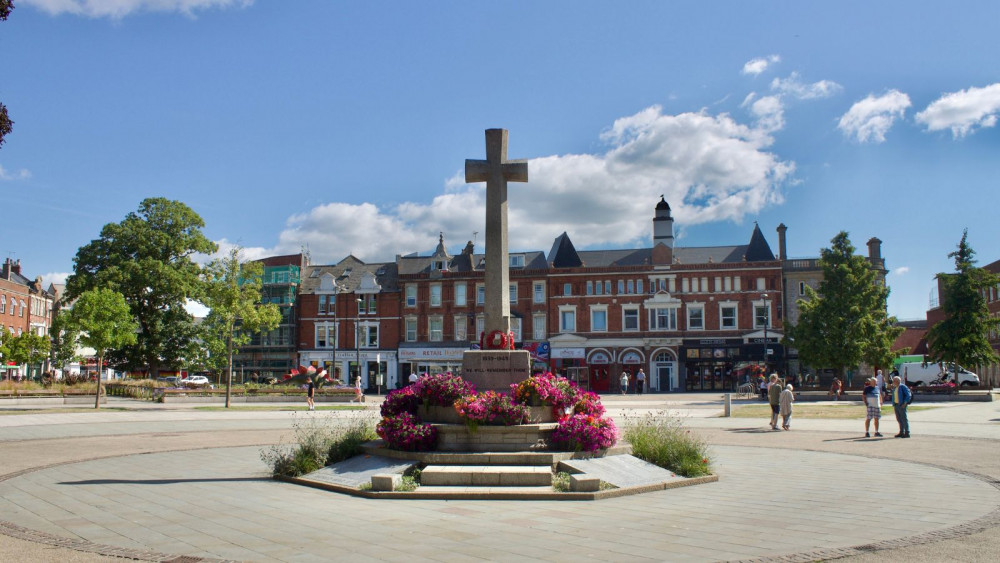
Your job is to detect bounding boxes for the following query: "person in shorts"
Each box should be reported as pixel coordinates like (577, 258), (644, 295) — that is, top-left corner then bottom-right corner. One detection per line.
(863, 377), (882, 438)
(767, 374), (782, 430)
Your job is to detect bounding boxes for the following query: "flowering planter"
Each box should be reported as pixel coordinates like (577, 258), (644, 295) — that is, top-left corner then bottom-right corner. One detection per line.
(418, 404), (463, 424)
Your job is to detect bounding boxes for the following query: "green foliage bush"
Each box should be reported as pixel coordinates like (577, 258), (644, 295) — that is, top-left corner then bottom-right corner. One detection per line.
(261, 412), (378, 478)
(622, 412), (712, 477)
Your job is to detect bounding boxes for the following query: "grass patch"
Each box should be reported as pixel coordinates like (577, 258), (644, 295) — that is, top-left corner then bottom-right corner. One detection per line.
(621, 412), (712, 478)
(552, 471), (571, 492)
(0, 407), (132, 416)
(730, 404), (937, 419)
(260, 412), (378, 478)
(195, 405), (366, 412)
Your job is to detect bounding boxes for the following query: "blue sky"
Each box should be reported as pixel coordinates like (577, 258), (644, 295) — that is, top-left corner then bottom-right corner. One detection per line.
(2, 1), (998, 321)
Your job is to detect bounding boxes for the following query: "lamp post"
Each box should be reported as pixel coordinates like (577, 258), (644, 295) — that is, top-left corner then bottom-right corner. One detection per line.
(762, 293), (769, 373)
(355, 297), (362, 389)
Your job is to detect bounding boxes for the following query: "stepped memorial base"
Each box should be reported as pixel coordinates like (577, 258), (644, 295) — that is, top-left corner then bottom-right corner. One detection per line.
(461, 349), (530, 393)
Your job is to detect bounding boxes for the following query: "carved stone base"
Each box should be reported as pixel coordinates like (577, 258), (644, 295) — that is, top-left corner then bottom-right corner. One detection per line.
(461, 349), (531, 393)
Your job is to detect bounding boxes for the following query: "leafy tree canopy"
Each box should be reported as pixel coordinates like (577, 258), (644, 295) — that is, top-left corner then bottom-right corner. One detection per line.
(65, 198), (217, 376)
(926, 230), (1000, 377)
(1, 1), (13, 148)
(1, 331), (51, 367)
(49, 309), (80, 369)
(784, 231), (902, 377)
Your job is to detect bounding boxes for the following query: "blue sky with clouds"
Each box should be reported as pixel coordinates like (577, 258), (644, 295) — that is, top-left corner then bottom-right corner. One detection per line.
(2, 1), (998, 321)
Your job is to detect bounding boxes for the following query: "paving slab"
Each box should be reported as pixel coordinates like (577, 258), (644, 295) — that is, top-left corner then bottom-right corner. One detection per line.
(559, 453), (684, 487)
(301, 454), (413, 488)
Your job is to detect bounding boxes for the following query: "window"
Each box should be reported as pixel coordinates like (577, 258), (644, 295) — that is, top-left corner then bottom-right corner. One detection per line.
(429, 284), (442, 307)
(720, 305), (737, 329)
(19, 300), (25, 317)
(618, 280), (625, 294)
(533, 282), (545, 303)
(559, 307), (576, 332)
(476, 316), (485, 339)
(734, 277), (742, 291)
(651, 308), (678, 330)
(532, 313), (546, 339)
(595, 281), (603, 295)
(316, 324), (336, 348)
(360, 324), (379, 347)
(586, 281), (594, 295)
(714, 277), (722, 292)
(798, 281), (806, 296)
(405, 318), (417, 342)
(454, 315), (467, 341)
(476, 284), (485, 305)
(659, 279), (666, 292)
(0, 296), (5, 314)
(509, 255), (524, 268)
(682, 278), (690, 293)
(318, 295), (328, 315)
(591, 307), (608, 332)
(433, 260), (447, 271)
(429, 318), (443, 342)
(455, 284), (467, 306)
(509, 283), (517, 304)
(637, 279), (644, 294)
(368, 295), (376, 314)
(724, 277), (732, 292)
(623, 308), (639, 331)
(687, 305), (704, 330)
(627, 280), (634, 294)
(511, 317), (522, 341)
(605, 281), (612, 294)
(755, 303), (771, 329)
(757, 277), (766, 291)
(406, 286), (417, 307)
(563, 283), (572, 296)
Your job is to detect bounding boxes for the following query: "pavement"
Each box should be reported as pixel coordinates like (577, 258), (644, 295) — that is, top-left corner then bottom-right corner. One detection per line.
(0, 393), (998, 562)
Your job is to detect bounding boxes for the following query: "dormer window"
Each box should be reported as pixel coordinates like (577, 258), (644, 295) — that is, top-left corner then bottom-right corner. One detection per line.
(433, 260), (448, 271)
(509, 255), (525, 268)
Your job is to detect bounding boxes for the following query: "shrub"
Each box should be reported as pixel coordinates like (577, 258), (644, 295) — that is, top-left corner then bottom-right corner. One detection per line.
(261, 413), (377, 477)
(381, 386), (420, 418)
(551, 414), (618, 452)
(412, 373), (476, 407)
(327, 414), (379, 464)
(376, 412), (438, 451)
(622, 412), (712, 477)
(510, 372), (578, 410)
(454, 391), (528, 426)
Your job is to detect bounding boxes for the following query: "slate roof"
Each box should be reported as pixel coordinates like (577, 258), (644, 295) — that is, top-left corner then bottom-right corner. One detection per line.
(299, 255), (399, 294)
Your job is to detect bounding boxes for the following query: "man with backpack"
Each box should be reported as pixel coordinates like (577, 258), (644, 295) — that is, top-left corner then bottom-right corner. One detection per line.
(891, 375), (912, 438)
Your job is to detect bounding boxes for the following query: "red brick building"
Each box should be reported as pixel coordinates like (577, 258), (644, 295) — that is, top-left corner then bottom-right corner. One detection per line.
(1, 258), (56, 377)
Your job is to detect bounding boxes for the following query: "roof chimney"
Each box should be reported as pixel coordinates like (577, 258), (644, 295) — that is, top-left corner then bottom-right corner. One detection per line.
(777, 223), (787, 261)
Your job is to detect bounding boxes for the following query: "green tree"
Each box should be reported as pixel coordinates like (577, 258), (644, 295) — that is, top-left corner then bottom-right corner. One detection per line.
(64, 288), (139, 409)
(926, 230), (1000, 385)
(1, 331), (51, 378)
(1, 1), (14, 148)
(65, 198), (217, 378)
(201, 247), (281, 408)
(785, 232), (903, 380)
(49, 309), (81, 371)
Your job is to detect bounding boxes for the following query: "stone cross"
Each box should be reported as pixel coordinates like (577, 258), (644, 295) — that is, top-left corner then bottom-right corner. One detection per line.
(465, 129), (528, 342)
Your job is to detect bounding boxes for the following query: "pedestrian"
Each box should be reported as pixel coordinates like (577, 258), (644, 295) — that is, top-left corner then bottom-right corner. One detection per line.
(891, 375), (912, 438)
(305, 377), (315, 411)
(779, 383), (795, 430)
(875, 369), (886, 400)
(829, 376), (843, 400)
(636, 369), (646, 395)
(353, 375), (363, 402)
(767, 374), (782, 430)
(863, 377), (882, 438)
(620, 371), (629, 395)
(408, 372), (418, 385)
(759, 376), (768, 400)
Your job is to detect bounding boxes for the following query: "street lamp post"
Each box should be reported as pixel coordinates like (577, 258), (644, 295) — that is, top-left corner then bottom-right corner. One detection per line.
(355, 298), (362, 390)
(762, 293), (769, 373)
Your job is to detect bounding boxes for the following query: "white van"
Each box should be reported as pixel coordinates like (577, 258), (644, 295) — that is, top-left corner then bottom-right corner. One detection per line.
(899, 362), (980, 387)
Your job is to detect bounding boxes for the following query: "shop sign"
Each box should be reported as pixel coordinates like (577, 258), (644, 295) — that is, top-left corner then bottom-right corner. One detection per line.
(397, 347), (466, 362)
(589, 351), (610, 364)
(550, 348), (585, 359)
(621, 351), (643, 364)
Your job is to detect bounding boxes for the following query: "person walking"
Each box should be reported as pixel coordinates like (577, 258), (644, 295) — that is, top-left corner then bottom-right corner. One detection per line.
(891, 375), (912, 438)
(767, 374), (782, 430)
(305, 377), (316, 411)
(829, 376), (843, 400)
(863, 377), (882, 438)
(779, 383), (795, 430)
(353, 375), (363, 403)
(620, 371), (629, 395)
(636, 369), (646, 395)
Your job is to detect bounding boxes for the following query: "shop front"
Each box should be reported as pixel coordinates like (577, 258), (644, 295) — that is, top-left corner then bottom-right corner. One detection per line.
(586, 350), (612, 393)
(334, 350), (398, 391)
(550, 346), (586, 380)
(397, 345), (468, 385)
(682, 338), (743, 391)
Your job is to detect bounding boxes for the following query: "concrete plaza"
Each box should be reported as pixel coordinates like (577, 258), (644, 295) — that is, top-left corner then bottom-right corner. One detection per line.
(1, 394), (998, 562)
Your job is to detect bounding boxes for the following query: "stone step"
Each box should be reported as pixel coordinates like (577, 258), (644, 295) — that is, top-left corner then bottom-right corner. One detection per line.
(421, 464), (553, 487)
(414, 485), (555, 495)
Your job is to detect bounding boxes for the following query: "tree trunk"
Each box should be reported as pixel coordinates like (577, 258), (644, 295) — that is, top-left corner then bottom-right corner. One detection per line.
(225, 333), (233, 409)
(94, 354), (103, 410)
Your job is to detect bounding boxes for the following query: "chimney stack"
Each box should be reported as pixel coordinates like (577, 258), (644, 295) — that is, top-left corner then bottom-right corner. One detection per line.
(776, 224), (787, 261)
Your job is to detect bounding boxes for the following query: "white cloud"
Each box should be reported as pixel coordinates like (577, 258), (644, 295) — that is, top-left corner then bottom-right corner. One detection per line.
(41, 272), (70, 287)
(244, 105), (794, 264)
(21, 0), (252, 19)
(742, 55), (780, 76)
(838, 90), (912, 143)
(893, 266), (910, 276)
(915, 83), (1000, 138)
(771, 72), (842, 100)
(745, 95), (785, 133)
(0, 164), (31, 181)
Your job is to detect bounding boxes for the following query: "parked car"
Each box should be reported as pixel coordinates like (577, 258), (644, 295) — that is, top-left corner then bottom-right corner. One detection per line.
(182, 375), (211, 387)
(157, 376), (179, 385)
(899, 362), (980, 387)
